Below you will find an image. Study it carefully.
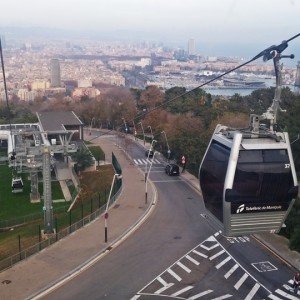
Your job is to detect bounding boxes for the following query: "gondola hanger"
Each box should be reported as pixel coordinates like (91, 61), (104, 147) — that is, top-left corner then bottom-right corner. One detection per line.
(199, 37), (299, 237)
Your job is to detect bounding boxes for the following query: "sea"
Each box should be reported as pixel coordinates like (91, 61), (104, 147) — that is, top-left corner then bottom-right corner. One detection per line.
(202, 78), (297, 97)
(202, 78), (276, 96)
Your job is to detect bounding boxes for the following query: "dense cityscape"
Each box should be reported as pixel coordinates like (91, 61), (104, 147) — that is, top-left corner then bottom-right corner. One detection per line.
(1, 35), (299, 103)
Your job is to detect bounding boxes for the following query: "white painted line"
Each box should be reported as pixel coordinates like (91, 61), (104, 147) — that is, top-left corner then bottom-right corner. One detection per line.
(177, 261), (191, 273)
(224, 264), (239, 279)
(209, 249), (225, 260)
(192, 249), (208, 258)
(157, 276), (168, 286)
(133, 159), (139, 165)
(167, 268), (182, 281)
(171, 285), (193, 297)
(268, 294), (284, 300)
(245, 282), (260, 300)
(200, 242), (219, 251)
(234, 273), (248, 290)
(188, 290), (213, 299)
(274, 289), (299, 299)
(137, 159), (143, 164)
(130, 295), (141, 300)
(154, 159), (161, 164)
(186, 254), (200, 265)
(155, 276), (174, 294)
(215, 256), (231, 269)
(211, 294), (232, 299)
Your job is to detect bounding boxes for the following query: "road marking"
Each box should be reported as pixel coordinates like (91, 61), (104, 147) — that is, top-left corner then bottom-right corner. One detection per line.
(200, 243), (219, 251)
(171, 285), (194, 297)
(134, 233), (273, 299)
(177, 261), (191, 273)
(155, 276), (174, 294)
(274, 289), (299, 299)
(268, 294), (285, 300)
(186, 254), (200, 265)
(245, 282), (261, 300)
(216, 256), (231, 269)
(224, 264), (239, 279)
(188, 290), (213, 299)
(234, 273), (249, 290)
(209, 249), (226, 260)
(167, 268), (182, 281)
(192, 249), (208, 258)
(211, 294), (232, 299)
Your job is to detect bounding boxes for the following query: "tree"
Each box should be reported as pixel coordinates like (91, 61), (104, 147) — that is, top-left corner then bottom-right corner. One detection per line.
(71, 148), (94, 174)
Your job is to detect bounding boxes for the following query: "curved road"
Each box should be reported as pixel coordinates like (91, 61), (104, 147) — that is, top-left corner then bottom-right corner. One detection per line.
(43, 133), (297, 300)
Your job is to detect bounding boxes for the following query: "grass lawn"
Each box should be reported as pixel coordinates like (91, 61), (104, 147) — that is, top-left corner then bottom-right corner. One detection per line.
(0, 165), (67, 221)
(0, 162), (116, 261)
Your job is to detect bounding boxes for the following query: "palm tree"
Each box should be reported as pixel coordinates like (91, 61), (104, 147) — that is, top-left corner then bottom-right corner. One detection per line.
(71, 148), (94, 174)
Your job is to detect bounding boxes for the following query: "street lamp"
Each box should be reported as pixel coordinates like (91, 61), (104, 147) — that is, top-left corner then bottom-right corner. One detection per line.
(145, 151), (156, 204)
(89, 117), (95, 135)
(133, 120), (137, 140)
(104, 173), (122, 243)
(145, 139), (157, 182)
(161, 131), (171, 162)
(122, 118), (128, 134)
(139, 122), (145, 145)
(148, 125), (154, 140)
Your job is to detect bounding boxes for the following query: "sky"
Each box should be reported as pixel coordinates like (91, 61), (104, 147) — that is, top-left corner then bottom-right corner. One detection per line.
(1, 0), (299, 61)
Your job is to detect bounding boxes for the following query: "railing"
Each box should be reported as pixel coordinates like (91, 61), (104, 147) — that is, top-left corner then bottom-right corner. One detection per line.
(0, 181), (122, 272)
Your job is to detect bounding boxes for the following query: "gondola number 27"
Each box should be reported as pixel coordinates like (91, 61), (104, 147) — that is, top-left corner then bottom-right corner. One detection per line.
(285, 164), (290, 168)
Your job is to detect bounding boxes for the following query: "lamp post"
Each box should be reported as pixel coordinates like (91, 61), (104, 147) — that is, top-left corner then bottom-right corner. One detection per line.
(104, 173), (122, 243)
(161, 131), (171, 162)
(148, 125), (154, 140)
(139, 122), (145, 145)
(133, 120), (137, 140)
(89, 117), (95, 136)
(145, 139), (157, 182)
(145, 151), (156, 204)
(122, 118), (128, 135)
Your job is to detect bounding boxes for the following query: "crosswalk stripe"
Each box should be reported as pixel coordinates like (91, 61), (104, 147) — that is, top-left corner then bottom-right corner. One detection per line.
(274, 289), (299, 299)
(216, 256), (231, 269)
(268, 294), (284, 300)
(245, 283), (260, 300)
(209, 249), (225, 260)
(224, 264), (239, 279)
(133, 158), (162, 165)
(234, 273), (248, 290)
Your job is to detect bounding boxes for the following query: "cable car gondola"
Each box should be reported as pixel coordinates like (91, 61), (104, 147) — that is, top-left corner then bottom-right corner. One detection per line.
(199, 42), (299, 237)
(12, 177), (24, 193)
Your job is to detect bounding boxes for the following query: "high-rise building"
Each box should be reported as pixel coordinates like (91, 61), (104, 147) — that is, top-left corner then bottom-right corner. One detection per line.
(187, 38), (196, 56)
(50, 59), (61, 87)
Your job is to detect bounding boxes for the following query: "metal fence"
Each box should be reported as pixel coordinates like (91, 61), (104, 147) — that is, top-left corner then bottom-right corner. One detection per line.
(0, 152), (123, 273)
(0, 183), (122, 273)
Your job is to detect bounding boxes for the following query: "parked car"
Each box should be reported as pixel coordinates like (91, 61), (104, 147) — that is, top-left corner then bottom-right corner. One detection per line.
(145, 149), (154, 158)
(165, 163), (180, 176)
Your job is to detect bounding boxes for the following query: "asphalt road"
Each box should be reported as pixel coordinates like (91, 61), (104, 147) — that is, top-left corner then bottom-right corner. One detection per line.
(43, 134), (298, 300)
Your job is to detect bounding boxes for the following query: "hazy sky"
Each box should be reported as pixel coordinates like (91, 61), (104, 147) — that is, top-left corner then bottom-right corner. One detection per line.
(1, 0), (300, 59)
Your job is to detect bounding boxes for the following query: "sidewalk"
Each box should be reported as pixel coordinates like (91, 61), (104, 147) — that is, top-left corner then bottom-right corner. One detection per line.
(0, 132), (299, 300)
(0, 134), (156, 300)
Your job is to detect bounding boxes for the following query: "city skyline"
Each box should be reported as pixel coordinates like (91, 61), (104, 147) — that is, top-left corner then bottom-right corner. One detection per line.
(0, 0), (299, 61)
